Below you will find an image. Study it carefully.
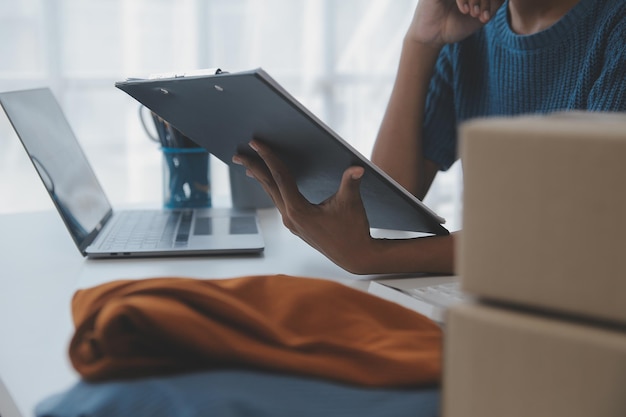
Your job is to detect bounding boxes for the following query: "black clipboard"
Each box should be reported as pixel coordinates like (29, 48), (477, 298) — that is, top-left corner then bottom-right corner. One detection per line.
(115, 68), (448, 234)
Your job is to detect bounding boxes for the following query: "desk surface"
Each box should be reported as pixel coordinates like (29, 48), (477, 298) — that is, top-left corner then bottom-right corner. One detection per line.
(0, 208), (388, 417)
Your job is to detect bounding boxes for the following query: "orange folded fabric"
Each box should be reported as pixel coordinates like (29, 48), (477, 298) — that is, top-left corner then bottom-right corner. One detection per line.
(69, 274), (442, 387)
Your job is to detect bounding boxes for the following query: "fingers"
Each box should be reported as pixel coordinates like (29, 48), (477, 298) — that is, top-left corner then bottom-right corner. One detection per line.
(456, 0), (470, 14)
(479, 0), (491, 21)
(247, 140), (309, 211)
(336, 166), (365, 206)
(232, 139), (311, 233)
(456, 0), (501, 23)
(232, 150), (286, 213)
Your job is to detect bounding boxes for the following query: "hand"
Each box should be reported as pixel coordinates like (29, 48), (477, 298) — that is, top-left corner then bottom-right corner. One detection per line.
(232, 140), (378, 274)
(408, 0), (505, 46)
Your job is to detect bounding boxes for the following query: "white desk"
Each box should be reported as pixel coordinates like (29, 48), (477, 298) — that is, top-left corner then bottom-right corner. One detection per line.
(0, 208), (380, 417)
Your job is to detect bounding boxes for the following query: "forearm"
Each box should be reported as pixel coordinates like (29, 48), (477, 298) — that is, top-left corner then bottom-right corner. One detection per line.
(345, 233), (456, 275)
(371, 37), (442, 198)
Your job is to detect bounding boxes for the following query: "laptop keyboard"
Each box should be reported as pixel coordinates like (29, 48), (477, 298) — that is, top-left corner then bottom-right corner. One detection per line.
(99, 210), (189, 251)
(405, 282), (468, 308)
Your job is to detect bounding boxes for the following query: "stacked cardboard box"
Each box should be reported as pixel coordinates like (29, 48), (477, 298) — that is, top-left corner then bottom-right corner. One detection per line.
(444, 113), (626, 417)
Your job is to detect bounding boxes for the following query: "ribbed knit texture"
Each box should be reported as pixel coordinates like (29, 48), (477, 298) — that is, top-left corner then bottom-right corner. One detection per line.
(423, 0), (626, 170)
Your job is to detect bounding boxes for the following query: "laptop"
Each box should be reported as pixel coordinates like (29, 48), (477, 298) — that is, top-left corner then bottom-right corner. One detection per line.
(368, 275), (471, 324)
(0, 88), (265, 258)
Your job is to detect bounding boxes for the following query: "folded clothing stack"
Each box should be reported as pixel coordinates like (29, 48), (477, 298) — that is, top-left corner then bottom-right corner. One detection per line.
(37, 274), (443, 417)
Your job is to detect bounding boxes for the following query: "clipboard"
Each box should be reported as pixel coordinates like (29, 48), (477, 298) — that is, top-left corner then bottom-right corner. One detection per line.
(115, 68), (448, 234)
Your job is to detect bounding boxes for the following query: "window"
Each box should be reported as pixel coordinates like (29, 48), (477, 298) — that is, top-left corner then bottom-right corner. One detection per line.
(0, 0), (461, 230)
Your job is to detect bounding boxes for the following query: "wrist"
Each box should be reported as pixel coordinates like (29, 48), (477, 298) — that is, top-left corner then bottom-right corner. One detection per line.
(403, 33), (445, 54)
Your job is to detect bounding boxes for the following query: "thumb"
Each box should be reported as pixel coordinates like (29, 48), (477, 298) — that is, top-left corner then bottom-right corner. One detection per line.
(337, 166), (365, 204)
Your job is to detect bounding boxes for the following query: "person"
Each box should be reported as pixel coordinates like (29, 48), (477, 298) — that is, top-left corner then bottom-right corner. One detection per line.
(232, 0), (626, 275)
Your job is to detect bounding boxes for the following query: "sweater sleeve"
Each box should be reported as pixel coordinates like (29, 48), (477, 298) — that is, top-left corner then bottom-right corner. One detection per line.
(422, 45), (458, 172)
(588, 10), (626, 111)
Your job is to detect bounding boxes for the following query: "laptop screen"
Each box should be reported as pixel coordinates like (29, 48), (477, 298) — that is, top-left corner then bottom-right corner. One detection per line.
(0, 88), (112, 248)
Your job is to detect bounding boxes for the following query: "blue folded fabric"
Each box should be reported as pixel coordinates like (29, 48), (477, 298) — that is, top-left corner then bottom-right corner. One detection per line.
(36, 370), (440, 417)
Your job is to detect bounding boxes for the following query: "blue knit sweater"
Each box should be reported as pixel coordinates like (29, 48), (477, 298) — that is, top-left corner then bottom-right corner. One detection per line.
(423, 0), (626, 171)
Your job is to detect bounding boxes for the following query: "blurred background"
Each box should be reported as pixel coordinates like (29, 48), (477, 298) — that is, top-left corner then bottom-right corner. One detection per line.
(0, 0), (462, 231)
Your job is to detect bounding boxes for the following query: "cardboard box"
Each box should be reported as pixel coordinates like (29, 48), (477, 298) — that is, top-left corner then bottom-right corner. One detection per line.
(443, 303), (626, 417)
(458, 112), (626, 325)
